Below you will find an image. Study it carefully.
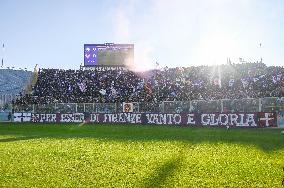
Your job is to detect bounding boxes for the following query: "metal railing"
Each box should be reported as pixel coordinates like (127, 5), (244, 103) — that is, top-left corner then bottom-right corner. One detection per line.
(12, 97), (284, 114)
(0, 94), (16, 107)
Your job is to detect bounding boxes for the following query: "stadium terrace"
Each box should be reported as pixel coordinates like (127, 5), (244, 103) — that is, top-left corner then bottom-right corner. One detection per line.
(1, 62), (284, 128)
(12, 62), (284, 105)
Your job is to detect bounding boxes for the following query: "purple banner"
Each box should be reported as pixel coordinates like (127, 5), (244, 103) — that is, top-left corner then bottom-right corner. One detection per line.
(21, 112), (278, 127)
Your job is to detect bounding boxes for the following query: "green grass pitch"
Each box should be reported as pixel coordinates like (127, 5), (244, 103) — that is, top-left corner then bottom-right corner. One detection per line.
(0, 123), (284, 187)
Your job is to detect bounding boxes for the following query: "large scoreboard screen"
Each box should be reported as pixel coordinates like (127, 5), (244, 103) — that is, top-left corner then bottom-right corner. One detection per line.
(84, 43), (134, 66)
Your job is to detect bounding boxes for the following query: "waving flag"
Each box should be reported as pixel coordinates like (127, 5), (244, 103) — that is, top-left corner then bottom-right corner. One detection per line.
(145, 83), (152, 94)
(253, 77), (259, 82)
(213, 78), (221, 87)
(99, 89), (106, 95)
(241, 78), (249, 88)
(77, 82), (86, 92)
(272, 74), (281, 83)
(229, 79), (235, 87)
(111, 87), (117, 96)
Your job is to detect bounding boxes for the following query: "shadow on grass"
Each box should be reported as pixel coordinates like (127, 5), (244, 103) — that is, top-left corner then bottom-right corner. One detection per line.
(0, 123), (283, 152)
(0, 136), (40, 142)
(141, 154), (183, 188)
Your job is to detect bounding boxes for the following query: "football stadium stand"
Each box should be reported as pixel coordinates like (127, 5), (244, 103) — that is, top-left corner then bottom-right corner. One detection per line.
(0, 69), (32, 109)
(0, 62), (282, 127)
(14, 62), (284, 104)
(9, 62), (284, 115)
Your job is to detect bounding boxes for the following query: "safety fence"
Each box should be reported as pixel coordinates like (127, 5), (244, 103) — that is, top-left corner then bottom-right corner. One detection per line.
(0, 94), (16, 107)
(11, 97), (284, 113)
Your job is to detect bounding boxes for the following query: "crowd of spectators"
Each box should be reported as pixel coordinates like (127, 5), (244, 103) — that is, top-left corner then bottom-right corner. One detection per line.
(14, 62), (284, 105)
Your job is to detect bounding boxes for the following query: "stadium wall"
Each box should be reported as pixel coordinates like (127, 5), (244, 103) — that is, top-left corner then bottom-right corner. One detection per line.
(277, 112), (284, 128)
(0, 112), (12, 121)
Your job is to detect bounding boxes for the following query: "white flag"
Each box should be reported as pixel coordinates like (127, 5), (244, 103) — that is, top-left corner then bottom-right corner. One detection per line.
(229, 79), (235, 87)
(241, 78), (249, 88)
(253, 77), (259, 82)
(99, 89), (106, 95)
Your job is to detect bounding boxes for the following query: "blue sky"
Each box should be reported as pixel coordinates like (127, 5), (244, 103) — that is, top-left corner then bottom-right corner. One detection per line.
(0, 0), (284, 71)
